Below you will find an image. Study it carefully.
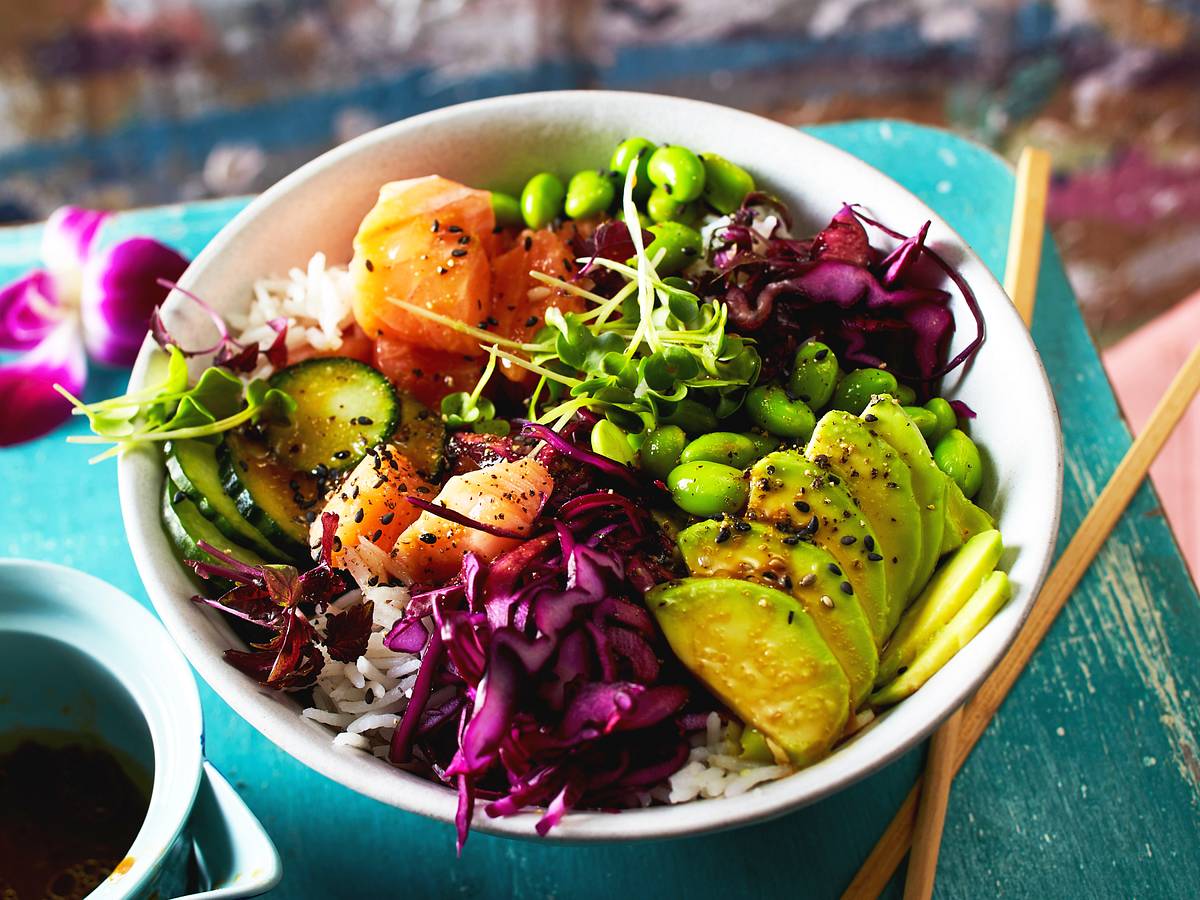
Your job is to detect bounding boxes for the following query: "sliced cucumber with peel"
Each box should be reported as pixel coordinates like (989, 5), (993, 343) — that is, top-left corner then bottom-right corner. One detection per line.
(263, 358), (399, 473)
(162, 483), (267, 595)
(166, 439), (295, 562)
(220, 432), (317, 559)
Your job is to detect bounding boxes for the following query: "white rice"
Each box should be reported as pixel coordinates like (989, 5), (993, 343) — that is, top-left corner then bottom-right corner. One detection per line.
(232, 251), (357, 378)
(665, 713), (793, 804)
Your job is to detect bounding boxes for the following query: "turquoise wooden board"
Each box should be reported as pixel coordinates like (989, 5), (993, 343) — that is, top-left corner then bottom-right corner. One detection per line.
(1, 120), (1197, 898)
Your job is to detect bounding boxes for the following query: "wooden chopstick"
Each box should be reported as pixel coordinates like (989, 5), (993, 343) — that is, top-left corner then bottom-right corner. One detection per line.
(845, 338), (1200, 899)
(901, 145), (1052, 900)
(1003, 148), (1051, 324)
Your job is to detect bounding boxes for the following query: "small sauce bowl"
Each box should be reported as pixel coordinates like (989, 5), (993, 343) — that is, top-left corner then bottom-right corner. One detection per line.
(0, 559), (281, 898)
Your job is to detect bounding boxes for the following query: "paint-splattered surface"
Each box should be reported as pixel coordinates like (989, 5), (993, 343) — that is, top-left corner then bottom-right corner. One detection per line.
(1, 1), (1199, 345)
(0, 120), (1196, 898)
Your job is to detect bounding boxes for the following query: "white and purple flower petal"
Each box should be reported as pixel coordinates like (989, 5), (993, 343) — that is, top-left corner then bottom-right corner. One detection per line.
(81, 237), (189, 367)
(0, 269), (58, 351)
(0, 319), (87, 446)
(41, 206), (111, 289)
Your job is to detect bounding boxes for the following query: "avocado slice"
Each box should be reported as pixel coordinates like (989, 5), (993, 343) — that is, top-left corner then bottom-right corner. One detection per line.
(872, 570), (1011, 707)
(646, 577), (850, 764)
(944, 480), (994, 554)
(746, 450), (893, 643)
(678, 519), (878, 707)
(861, 396), (946, 596)
(806, 410), (923, 607)
(876, 529), (1003, 686)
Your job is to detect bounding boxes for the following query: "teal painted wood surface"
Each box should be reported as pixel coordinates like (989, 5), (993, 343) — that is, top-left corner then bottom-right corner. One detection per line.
(1, 121), (1197, 899)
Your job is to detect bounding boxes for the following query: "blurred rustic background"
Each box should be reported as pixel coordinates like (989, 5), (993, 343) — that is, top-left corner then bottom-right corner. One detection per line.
(1, 0), (1198, 347)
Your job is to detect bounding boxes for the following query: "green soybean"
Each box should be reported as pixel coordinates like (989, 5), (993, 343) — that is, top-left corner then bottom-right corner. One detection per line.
(787, 341), (839, 410)
(490, 191), (522, 228)
(590, 419), (635, 465)
(743, 431), (781, 457)
(924, 397), (957, 442)
(745, 384), (817, 440)
(610, 137), (656, 201)
(699, 153), (755, 214)
(902, 405), (939, 441)
(646, 186), (685, 223)
(642, 222), (703, 274)
(659, 398), (719, 434)
(646, 145), (706, 203)
(680, 432), (759, 469)
(830, 367), (899, 414)
(564, 170), (615, 219)
(933, 429), (983, 498)
(641, 425), (687, 480)
(520, 173), (565, 229)
(667, 460), (749, 517)
(894, 383), (917, 406)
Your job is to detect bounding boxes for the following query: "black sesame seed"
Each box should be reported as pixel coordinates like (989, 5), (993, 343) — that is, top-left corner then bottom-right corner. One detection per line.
(364, 691), (375, 704)
(787, 610), (795, 624)
(863, 534), (875, 551)
(172, 489), (186, 505)
(840, 535), (857, 545)
(782, 535), (801, 546)
(840, 580), (854, 595)
(733, 520), (751, 533)
(827, 562), (842, 576)
(380, 512), (395, 525)
(814, 348), (829, 361)
(364, 259), (375, 272)
(305, 511), (317, 524)
(431, 219), (439, 232)
(458, 234), (471, 245)
(372, 529), (383, 542)
(523, 235), (533, 251)
(333, 449), (351, 460)
(715, 526), (732, 544)
(332, 535), (343, 552)
(525, 315), (539, 327)
(419, 532), (437, 544)
(864, 413), (878, 423)
(354, 508), (364, 524)
(447, 224), (463, 233)
(794, 500), (810, 513)
(868, 552), (884, 562)
(451, 248), (468, 258)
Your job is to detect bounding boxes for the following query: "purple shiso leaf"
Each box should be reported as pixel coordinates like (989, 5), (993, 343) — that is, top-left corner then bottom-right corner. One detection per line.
(0, 270), (57, 351)
(948, 399), (977, 419)
(323, 600), (374, 662)
(390, 631), (445, 764)
(0, 319), (86, 446)
(812, 204), (871, 266)
(520, 422), (639, 486)
(263, 317), (289, 369)
(578, 220), (651, 275)
(402, 494), (530, 540)
(41, 206), (111, 278)
(192, 539), (269, 585)
(80, 237), (189, 367)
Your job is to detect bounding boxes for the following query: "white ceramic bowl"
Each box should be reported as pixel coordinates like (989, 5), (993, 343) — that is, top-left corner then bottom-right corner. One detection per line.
(119, 91), (1062, 842)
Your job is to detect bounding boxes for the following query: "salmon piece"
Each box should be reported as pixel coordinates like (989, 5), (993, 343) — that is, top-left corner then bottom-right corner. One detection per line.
(491, 228), (586, 379)
(316, 445), (437, 568)
(351, 175), (496, 355)
(372, 335), (486, 409)
(390, 455), (552, 585)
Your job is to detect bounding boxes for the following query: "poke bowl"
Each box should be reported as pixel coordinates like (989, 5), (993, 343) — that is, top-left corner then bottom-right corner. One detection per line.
(110, 91), (1062, 843)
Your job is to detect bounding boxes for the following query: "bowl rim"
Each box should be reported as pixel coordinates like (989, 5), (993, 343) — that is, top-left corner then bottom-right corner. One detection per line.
(0, 558), (205, 895)
(119, 89), (1063, 842)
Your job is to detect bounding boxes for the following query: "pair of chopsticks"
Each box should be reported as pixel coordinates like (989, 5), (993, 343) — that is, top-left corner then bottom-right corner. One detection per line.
(844, 148), (1200, 900)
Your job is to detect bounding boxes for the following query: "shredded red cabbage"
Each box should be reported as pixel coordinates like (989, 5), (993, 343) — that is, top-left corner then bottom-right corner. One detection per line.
(707, 200), (985, 390)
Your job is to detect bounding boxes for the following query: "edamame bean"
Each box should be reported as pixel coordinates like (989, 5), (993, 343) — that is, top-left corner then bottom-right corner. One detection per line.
(924, 397), (957, 442)
(743, 431), (781, 456)
(564, 170), (615, 219)
(591, 419), (635, 465)
(647, 145), (706, 203)
(745, 384), (817, 440)
(894, 383), (917, 406)
(830, 367), (899, 414)
(902, 405), (939, 442)
(680, 432), (759, 469)
(933, 428), (983, 498)
(667, 460), (749, 517)
(490, 192), (522, 228)
(647, 186), (685, 224)
(641, 425), (687, 480)
(641, 222), (703, 275)
(659, 398), (719, 434)
(699, 153), (755, 214)
(520, 172), (566, 229)
(787, 341), (839, 410)
(611, 137), (656, 201)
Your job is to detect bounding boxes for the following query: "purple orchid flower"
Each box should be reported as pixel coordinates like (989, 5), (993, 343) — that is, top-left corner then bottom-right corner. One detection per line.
(0, 207), (188, 446)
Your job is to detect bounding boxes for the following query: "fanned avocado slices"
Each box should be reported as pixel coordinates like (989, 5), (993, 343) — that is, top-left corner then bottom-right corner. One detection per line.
(646, 577), (851, 765)
(746, 450), (894, 643)
(677, 519), (878, 708)
(806, 410), (923, 607)
(860, 396), (946, 597)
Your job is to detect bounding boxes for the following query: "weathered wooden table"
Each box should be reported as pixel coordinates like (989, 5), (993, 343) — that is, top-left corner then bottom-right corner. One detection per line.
(2, 121), (1197, 898)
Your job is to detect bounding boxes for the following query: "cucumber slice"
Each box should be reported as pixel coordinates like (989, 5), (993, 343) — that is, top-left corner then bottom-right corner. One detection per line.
(166, 439), (296, 562)
(220, 432), (317, 559)
(264, 358), (399, 472)
(393, 390), (445, 479)
(162, 483), (267, 594)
